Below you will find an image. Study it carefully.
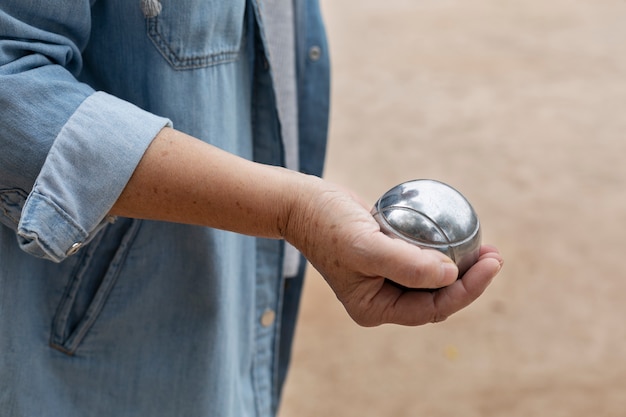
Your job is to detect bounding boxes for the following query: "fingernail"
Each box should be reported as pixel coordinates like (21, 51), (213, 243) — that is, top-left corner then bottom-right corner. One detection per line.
(441, 262), (459, 282)
(429, 249), (455, 264)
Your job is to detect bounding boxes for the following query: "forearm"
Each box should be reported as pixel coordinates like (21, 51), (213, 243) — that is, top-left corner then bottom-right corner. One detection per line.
(111, 127), (316, 239)
(111, 127), (502, 327)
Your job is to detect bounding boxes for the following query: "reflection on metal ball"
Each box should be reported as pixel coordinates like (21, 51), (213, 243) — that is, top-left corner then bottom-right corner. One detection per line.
(372, 179), (481, 277)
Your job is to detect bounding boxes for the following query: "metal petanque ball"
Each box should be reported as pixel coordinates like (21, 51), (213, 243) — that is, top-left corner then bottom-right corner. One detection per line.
(371, 179), (481, 277)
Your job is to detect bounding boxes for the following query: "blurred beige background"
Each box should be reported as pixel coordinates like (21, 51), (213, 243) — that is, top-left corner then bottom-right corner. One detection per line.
(279, 1), (626, 416)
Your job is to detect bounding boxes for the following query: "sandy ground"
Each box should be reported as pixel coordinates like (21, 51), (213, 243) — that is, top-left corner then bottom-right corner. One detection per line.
(279, 1), (626, 416)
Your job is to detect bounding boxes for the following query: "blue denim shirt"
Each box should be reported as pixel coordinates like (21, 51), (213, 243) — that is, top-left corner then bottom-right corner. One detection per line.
(0, 1), (330, 416)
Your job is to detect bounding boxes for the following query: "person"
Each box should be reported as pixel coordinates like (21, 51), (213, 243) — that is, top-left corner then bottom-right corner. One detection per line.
(0, 1), (503, 416)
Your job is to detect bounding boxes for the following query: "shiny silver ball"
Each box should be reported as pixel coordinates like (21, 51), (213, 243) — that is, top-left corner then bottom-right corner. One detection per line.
(371, 179), (481, 277)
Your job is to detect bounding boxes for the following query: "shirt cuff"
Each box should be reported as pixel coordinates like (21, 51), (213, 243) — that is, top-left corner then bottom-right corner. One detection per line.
(17, 91), (172, 262)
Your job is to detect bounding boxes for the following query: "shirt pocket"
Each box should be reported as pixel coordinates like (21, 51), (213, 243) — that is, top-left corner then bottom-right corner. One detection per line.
(143, 0), (247, 70)
(50, 218), (141, 355)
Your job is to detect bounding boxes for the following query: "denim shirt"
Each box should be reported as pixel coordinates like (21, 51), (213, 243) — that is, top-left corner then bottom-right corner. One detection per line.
(0, 1), (330, 416)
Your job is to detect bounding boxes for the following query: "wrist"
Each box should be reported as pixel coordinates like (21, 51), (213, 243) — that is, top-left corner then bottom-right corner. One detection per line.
(280, 173), (321, 241)
(280, 173), (336, 253)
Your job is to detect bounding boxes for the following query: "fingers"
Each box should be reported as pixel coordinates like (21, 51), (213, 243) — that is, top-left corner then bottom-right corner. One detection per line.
(430, 254), (502, 321)
(355, 246), (503, 327)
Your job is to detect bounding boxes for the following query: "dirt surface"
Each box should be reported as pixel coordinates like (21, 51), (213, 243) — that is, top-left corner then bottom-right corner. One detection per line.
(279, 1), (626, 416)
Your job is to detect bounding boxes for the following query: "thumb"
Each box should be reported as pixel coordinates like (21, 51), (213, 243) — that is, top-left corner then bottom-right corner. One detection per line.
(363, 233), (459, 289)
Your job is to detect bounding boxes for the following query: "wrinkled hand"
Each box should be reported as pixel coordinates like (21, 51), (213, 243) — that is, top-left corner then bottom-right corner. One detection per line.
(285, 179), (503, 327)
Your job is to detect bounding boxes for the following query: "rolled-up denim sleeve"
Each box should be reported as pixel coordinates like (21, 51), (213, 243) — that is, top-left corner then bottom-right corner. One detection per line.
(17, 93), (171, 262)
(0, 2), (171, 262)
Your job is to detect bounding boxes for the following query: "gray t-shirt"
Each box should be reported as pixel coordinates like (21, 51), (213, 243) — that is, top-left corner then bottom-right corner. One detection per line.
(261, 1), (301, 276)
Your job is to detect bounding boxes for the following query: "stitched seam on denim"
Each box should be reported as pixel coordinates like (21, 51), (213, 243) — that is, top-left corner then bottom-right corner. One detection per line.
(49, 239), (99, 350)
(0, 188), (27, 225)
(62, 220), (142, 354)
(146, 17), (239, 70)
(51, 220), (142, 355)
(18, 191), (88, 258)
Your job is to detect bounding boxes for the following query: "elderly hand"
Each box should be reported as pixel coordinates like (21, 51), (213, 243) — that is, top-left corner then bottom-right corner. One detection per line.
(284, 179), (503, 327)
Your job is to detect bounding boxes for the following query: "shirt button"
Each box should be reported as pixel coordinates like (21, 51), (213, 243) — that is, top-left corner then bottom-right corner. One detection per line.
(66, 242), (82, 256)
(261, 309), (276, 327)
(308, 45), (322, 62)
